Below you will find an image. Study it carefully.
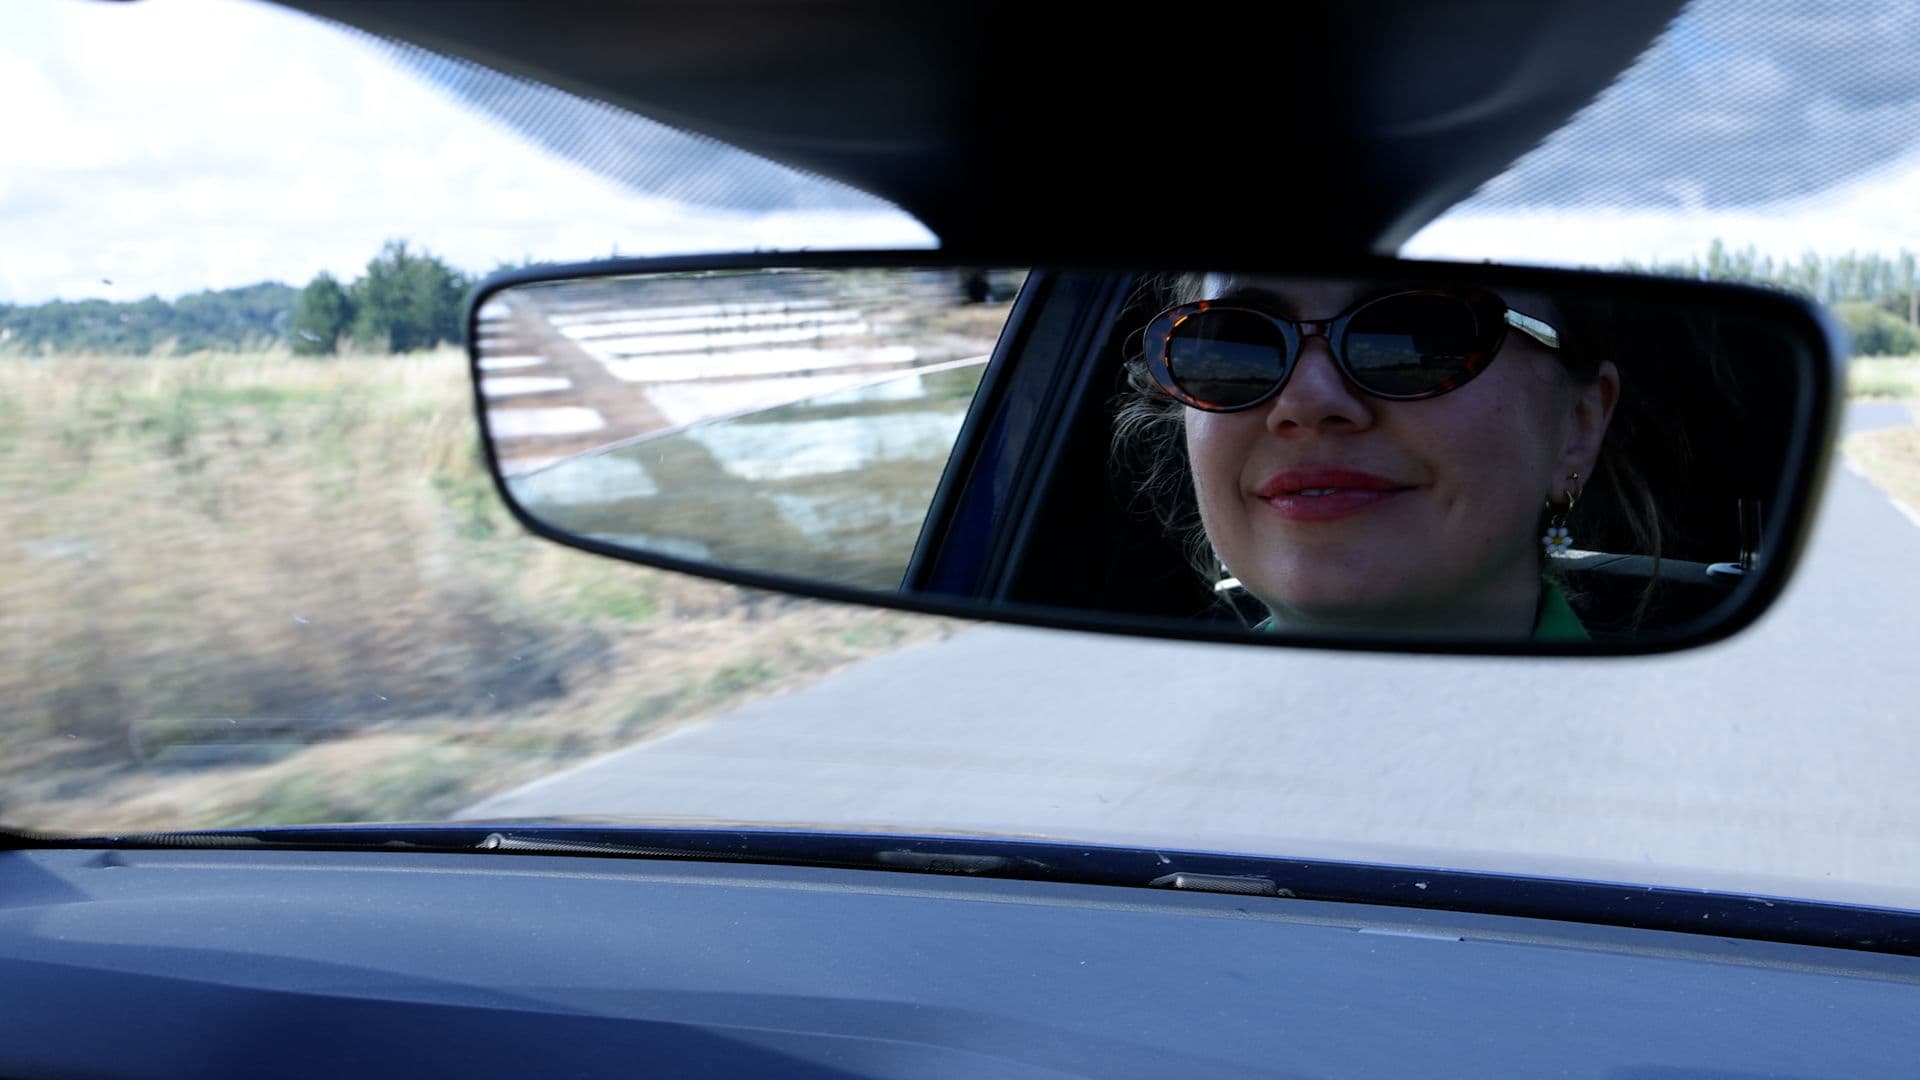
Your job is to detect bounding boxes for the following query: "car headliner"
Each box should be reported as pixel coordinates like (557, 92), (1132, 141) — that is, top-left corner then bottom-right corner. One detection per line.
(278, 0), (1686, 258)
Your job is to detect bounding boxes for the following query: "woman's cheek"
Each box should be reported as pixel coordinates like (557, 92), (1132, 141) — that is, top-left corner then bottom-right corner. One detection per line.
(1184, 418), (1234, 510)
(1185, 418), (1254, 567)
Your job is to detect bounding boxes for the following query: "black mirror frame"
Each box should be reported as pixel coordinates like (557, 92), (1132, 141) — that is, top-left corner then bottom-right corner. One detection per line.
(465, 249), (1846, 658)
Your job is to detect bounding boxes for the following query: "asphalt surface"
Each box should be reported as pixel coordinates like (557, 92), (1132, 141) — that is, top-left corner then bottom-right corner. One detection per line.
(461, 403), (1920, 905)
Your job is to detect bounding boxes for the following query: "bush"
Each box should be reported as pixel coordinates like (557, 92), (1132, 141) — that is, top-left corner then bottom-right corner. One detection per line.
(291, 272), (352, 355)
(348, 240), (469, 353)
(1832, 302), (1920, 357)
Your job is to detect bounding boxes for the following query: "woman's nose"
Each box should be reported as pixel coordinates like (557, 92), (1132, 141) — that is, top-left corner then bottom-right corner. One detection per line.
(1264, 337), (1376, 434)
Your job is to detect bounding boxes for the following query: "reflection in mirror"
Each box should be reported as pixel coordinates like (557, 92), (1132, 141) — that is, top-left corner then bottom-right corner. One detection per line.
(1082, 271), (1812, 645)
(471, 262), (1828, 650)
(474, 267), (1023, 589)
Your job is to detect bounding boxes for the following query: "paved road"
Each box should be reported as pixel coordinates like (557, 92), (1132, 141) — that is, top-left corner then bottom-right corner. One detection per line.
(462, 403), (1920, 905)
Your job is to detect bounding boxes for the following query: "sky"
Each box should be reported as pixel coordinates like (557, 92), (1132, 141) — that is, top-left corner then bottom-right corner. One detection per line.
(4, 0), (1920, 303)
(0, 0), (933, 304)
(1404, 0), (1920, 267)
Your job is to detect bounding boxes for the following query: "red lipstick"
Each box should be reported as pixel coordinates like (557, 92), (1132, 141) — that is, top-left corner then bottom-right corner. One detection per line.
(1255, 467), (1412, 522)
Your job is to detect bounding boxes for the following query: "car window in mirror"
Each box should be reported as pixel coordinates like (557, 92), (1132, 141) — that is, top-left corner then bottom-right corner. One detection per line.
(469, 258), (1838, 654)
(476, 267), (1021, 589)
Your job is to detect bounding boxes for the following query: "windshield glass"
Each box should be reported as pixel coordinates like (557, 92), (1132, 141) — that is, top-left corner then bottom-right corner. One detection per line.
(6, 0), (1920, 913)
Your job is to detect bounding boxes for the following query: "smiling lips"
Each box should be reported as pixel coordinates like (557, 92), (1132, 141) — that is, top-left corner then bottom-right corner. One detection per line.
(1255, 467), (1414, 522)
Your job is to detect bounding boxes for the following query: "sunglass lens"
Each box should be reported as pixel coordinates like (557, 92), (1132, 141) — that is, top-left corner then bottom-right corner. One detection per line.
(1164, 309), (1289, 408)
(1343, 293), (1488, 397)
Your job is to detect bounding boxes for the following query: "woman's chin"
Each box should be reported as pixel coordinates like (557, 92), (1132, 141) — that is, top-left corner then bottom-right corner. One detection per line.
(1240, 566), (1413, 623)
(1251, 582), (1535, 638)
(1261, 599), (1422, 636)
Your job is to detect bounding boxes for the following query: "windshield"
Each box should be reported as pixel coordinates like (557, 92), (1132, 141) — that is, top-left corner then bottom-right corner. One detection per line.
(6, 0), (1920, 913)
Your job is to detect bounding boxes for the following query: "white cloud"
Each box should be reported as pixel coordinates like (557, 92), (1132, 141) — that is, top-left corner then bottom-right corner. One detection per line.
(1404, 150), (1920, 268)
(0, 0), (933, 304)
(12, 0), (1916, 302)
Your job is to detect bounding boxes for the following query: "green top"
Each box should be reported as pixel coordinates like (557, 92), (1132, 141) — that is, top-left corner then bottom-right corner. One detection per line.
(1251, 580), (1590, 641)
(1531, 580), (1590, 642)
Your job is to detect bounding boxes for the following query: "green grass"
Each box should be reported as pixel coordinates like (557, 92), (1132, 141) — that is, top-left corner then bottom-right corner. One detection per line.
(212, 749), (475, 826)
(706, 661), (777, 697)
(838, 622), (907, 649)
(1847, 355), (1920, 399)
(619, 688), (701, 735)
(431, 468), (510, 541)
(220, 776), (340, 827)
(562, 578), (661, 624)
(362, 747), (479, 818)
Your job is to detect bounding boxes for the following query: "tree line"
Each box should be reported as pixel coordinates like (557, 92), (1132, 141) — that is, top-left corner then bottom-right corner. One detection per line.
(1623, 239), (1919, 357)
(4, 238), (1918, 357)
(289, 240), (470, 355)
(0, 240), (473, 357)
(0, 282), (297, 355)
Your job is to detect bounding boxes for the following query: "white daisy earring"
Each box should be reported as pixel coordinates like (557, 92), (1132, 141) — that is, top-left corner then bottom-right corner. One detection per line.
(1541, 473), (1582, 557)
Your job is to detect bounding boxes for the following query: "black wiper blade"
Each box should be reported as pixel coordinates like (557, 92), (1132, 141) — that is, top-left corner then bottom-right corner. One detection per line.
(474, 830), (1044, 877)
(23, 823), (1053, 877)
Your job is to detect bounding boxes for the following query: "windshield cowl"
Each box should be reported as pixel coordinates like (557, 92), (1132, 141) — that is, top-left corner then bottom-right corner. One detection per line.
(12, 821), (1920, 960)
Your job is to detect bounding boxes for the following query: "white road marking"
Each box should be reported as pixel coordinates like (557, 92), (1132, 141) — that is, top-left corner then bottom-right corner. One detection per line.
(576, 322), (873, 357)
(599, 345), (919, 383)
(544, 299), (834, 326)
(561, 309), (864, 341)
(486, 407), (607, 438)
(481, 375), (572, 397)
(643, 372), (902, 427)
(478, 354), (546, 371)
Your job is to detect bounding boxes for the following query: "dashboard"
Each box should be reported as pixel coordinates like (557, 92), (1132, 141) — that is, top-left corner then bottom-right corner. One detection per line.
(4, 846), (1919, 1077)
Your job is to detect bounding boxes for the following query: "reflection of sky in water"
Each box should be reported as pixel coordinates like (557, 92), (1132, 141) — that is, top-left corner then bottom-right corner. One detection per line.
(510, 453), (659, 507)
(687, 407), (966, 482)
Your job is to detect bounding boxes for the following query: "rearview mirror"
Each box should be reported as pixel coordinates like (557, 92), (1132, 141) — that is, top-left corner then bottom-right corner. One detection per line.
(467, 253), (1842, 654)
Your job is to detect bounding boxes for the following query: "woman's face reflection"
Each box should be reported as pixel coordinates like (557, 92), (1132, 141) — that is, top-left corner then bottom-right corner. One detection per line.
(1182, 277), (1617, 636)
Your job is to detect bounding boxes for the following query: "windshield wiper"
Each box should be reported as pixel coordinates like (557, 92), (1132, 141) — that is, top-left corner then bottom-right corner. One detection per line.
(28, 823), (1052, 876)
(475, 830), (1023, 874)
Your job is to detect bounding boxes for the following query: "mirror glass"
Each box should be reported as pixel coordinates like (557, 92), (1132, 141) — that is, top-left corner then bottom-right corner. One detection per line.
(471, 262), (1830, 649)
(476, 267), (1023, 589)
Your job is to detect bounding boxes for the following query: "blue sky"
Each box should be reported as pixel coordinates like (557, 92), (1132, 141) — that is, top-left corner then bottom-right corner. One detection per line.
(4, 0), (1919, 303)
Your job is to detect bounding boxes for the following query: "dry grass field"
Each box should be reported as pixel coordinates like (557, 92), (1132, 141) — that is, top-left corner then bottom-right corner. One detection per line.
(0, 348), (959, 832)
